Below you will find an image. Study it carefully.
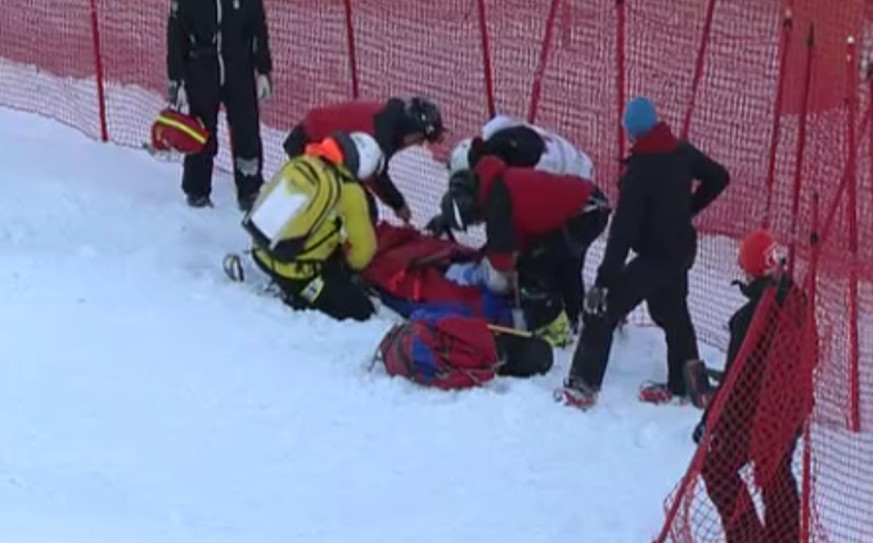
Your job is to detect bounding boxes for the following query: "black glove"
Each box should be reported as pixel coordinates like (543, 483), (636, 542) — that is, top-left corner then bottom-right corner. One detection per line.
(425, 214), (449, 235)
(583, 286), (608, 316)
(692, 420), (706, 445)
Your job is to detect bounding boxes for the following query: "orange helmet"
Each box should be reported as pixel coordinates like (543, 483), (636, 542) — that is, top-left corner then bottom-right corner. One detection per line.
(150, 109), (210, 154)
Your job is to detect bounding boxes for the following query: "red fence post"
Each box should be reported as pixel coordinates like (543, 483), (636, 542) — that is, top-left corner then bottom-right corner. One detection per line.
(799, 189), (820, 543)
(787, 24), (815, 277)
(527, 0), (561, 124)
(680, 0), (718, 139)
(845, 36), (860, 432)
(615, 0), (627, 160)
(343, 0), (360, 99)
(475, 0), (496, 118)
(88, 0), (108, 142)
(763, 7), (795, 229)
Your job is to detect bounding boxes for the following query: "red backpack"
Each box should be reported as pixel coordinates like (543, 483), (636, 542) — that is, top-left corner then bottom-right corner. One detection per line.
(374, 309), (500, 390)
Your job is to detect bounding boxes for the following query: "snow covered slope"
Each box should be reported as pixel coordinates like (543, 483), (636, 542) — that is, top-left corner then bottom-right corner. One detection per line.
(0, 107), (721, 543)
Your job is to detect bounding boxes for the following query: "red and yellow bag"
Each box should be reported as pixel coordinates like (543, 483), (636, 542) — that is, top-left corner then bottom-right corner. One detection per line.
(150, 109), (210, 154)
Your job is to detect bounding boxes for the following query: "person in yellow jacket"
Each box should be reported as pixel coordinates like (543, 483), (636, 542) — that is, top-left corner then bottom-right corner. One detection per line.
(241, 131), (384, 321)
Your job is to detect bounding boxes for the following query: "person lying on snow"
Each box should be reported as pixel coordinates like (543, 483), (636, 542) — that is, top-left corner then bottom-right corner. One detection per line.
(692, 228), (816, 543)
(446, 113), (594, 180)
(281, 97), (445, 224)
(437, 155), (610, 347)
(241, 131), (384, 321)
(556, 97), (730, 411)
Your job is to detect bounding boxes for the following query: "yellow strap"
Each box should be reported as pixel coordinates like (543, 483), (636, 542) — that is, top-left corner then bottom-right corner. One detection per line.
(486, 323), (532, 338)
(157, 113), (208, 145)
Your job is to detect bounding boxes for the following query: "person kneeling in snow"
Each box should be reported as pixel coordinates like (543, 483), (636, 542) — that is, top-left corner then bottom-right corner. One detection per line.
(241, 132), (383, 321)
(446, 114), (594, 179)
(438, 156), (610, 347)
(428, 114), (595, 237)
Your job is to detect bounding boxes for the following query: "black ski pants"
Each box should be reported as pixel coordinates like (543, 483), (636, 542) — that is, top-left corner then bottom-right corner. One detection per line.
(702, 423), (800, 543)
(183, 59), (264, 199)
(254, 254), (375, 322)
(516, 202), (610, 328)
(569, 256), (699, 394)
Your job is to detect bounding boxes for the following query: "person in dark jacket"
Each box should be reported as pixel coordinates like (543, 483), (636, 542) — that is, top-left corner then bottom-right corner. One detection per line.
(556, 96), (730, 410)
(281, 98), (445, 224)
(439, 155), (610, 347)
(693, 228), (816, 543)
(167, 0), (273, 211)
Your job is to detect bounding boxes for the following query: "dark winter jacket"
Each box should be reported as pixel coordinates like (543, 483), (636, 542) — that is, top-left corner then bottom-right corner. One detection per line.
(473, 156), (598, 272)
(167, 0), (273, 84)
(469, 125), (546, 170)
(281, 99), (410, 211)
(694, 273), (814, 444)
(595, 122), (729, 289)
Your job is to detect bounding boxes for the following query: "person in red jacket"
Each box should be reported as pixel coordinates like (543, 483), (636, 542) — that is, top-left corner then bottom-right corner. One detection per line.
(439, 155), (610, 341)
(281, 97), (445, 224)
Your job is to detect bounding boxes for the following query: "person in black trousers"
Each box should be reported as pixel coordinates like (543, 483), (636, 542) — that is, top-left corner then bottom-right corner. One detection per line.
(555, 97), (730, 411)
(692, 229), (813, 543)
(167, 0), (274, 211)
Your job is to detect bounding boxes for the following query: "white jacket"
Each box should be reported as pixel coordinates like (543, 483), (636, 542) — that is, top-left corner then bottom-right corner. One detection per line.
(481, 115), (594, 180)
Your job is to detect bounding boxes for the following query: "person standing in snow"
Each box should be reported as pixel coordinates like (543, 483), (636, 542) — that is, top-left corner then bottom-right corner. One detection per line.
(556, 97), (730, 410)
(445, 114), (595, 180)
(166, 0), (274, 211)
(281, 97), (445, 224)
(694, 229), (815, 543)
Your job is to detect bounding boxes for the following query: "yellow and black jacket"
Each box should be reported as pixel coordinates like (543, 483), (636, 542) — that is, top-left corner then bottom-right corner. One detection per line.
(245, 154), (376, 279)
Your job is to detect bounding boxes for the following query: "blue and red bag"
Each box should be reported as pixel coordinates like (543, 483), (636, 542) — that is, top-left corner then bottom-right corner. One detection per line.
(375, 309), (500, 389)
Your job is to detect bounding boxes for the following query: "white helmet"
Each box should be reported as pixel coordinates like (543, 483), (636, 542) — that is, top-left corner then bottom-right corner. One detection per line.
(447, 137), (473, 175)
(348, 132), (385, 179)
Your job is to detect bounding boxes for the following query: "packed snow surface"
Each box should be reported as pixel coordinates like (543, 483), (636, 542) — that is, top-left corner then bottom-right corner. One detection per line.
(0, 107), (721, 543)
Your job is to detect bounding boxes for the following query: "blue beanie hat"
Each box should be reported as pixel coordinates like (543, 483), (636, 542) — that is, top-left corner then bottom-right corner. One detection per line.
(623, 97), (658, 139)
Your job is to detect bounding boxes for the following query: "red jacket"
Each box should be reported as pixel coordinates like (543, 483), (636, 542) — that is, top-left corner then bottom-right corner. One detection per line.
(474, 156), (597, 271)
(301, 101), (385, 141)
(286, 99), (410, 211)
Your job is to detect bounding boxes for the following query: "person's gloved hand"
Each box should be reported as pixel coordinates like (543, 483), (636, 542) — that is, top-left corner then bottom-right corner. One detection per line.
(692, 420), (706, 445)
(425, 214), (449, 235)
(395, 204), (412, 224)
(168, 80), (188, 113)
(256, 72), (273, 101)
(584, 286), (608, 316)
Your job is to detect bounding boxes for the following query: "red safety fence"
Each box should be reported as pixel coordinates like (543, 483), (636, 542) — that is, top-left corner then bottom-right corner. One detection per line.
(0, 0), (871, 541)
(658, 255), (821, 543)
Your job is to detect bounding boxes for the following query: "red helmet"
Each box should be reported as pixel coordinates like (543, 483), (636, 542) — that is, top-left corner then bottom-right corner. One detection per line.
(738, 228), (781, 277)
(150, 109), (210, 154)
